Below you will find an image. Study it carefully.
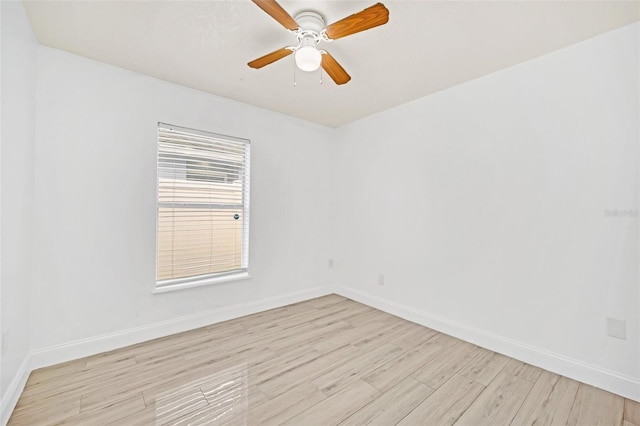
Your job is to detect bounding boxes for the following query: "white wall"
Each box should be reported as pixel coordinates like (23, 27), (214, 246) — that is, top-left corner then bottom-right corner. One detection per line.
(30, 47), (334, 354)
(0, 0), (37, 407)
(332, 23), (639, 395)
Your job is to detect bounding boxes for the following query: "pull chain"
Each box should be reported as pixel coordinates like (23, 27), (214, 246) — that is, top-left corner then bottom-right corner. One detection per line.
(293, 56), (297, 87)
(320, 65), (323, 85)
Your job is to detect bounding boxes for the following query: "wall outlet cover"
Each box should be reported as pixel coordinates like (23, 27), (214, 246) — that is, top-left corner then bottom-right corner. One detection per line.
(606, 317), (626, 340)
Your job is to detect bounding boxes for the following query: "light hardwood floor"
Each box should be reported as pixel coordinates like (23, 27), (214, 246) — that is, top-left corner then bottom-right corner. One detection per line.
(8, 295), (639, 425)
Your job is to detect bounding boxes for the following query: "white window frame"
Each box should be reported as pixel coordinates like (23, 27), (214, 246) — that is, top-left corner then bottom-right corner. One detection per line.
(154, 123), (251, 294)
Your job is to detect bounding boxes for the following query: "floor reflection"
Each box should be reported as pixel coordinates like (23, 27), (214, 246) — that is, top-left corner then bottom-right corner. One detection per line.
(154, 362), (250, 425)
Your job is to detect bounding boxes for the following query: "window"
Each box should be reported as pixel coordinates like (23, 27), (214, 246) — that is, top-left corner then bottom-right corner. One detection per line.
(156, 123), (250, 292)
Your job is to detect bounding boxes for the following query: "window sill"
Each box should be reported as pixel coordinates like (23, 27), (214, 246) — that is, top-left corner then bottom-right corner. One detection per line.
(153, 272), (251, 294)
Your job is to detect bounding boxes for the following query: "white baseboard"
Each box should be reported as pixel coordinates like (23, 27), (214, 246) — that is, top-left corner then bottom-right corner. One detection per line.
(1, 355), (31, 426)
(333, 284), (640, 403)
(30, 285), (333, 371)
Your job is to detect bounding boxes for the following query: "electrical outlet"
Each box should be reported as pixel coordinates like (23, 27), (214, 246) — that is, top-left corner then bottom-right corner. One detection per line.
(378, 274), (385, 286)
(606, 317), (626, 340)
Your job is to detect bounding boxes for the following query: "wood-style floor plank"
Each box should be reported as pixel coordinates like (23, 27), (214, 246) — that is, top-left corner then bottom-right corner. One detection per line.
(54, 393), (146, 425)
(453, 370), (534, 425)
(256, 344), (360, 399)
(339, 377), (432, 425)
(312, 342), (403, 397)
(362, 333), (455, 392)
(501, 358), (543, 383)
(397, 374), (485, 426)
(567, 383), (624, 426)
(281, 379), (380, 425)
(242, 382), (326, 425)
(510, 370), (579, 426)
(626, 399), (640, 425)
(7, 295), (632, 426)
(457, 348), (510, 386)
(9, 395), (81, 426)
(411, 340), (483, 389)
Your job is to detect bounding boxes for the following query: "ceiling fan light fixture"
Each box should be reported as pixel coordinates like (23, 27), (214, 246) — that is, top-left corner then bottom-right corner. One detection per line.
(248, 0), (389, 84)
(295, 46), (322, 72)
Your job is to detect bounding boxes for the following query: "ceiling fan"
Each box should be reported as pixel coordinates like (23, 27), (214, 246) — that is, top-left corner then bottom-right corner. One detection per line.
(247, 0), (389, 85)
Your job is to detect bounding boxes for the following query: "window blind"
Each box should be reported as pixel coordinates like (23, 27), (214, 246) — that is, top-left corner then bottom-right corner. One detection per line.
(156, 123), (250, 288)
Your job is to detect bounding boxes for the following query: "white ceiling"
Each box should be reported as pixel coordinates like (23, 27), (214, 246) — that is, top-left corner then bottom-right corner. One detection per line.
(23, 1), (639, 128)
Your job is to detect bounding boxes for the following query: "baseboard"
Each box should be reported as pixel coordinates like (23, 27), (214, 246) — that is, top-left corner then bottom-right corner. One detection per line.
(333, 284), (640, 402)
(1, 354), (31, 425)
(30, 285), (333, 371)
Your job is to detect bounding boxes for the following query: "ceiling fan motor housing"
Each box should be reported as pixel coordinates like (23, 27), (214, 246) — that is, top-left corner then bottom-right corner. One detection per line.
(294, 11), (325, 35)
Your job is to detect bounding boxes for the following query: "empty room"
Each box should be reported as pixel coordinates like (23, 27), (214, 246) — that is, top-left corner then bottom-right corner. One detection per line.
(1, 0), (639, 424)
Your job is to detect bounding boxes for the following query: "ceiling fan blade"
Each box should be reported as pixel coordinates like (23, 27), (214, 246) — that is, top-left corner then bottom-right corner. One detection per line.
(248, 47), (293, 69)
(322, 52), (351, 85)
(251, 0), (299, 31)
(324, 3), (389, 40)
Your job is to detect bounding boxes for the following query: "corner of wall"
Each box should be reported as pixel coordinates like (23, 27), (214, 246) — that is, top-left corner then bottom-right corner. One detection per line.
(1, 0), (38, 421)
(0, 355), (30, 425)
